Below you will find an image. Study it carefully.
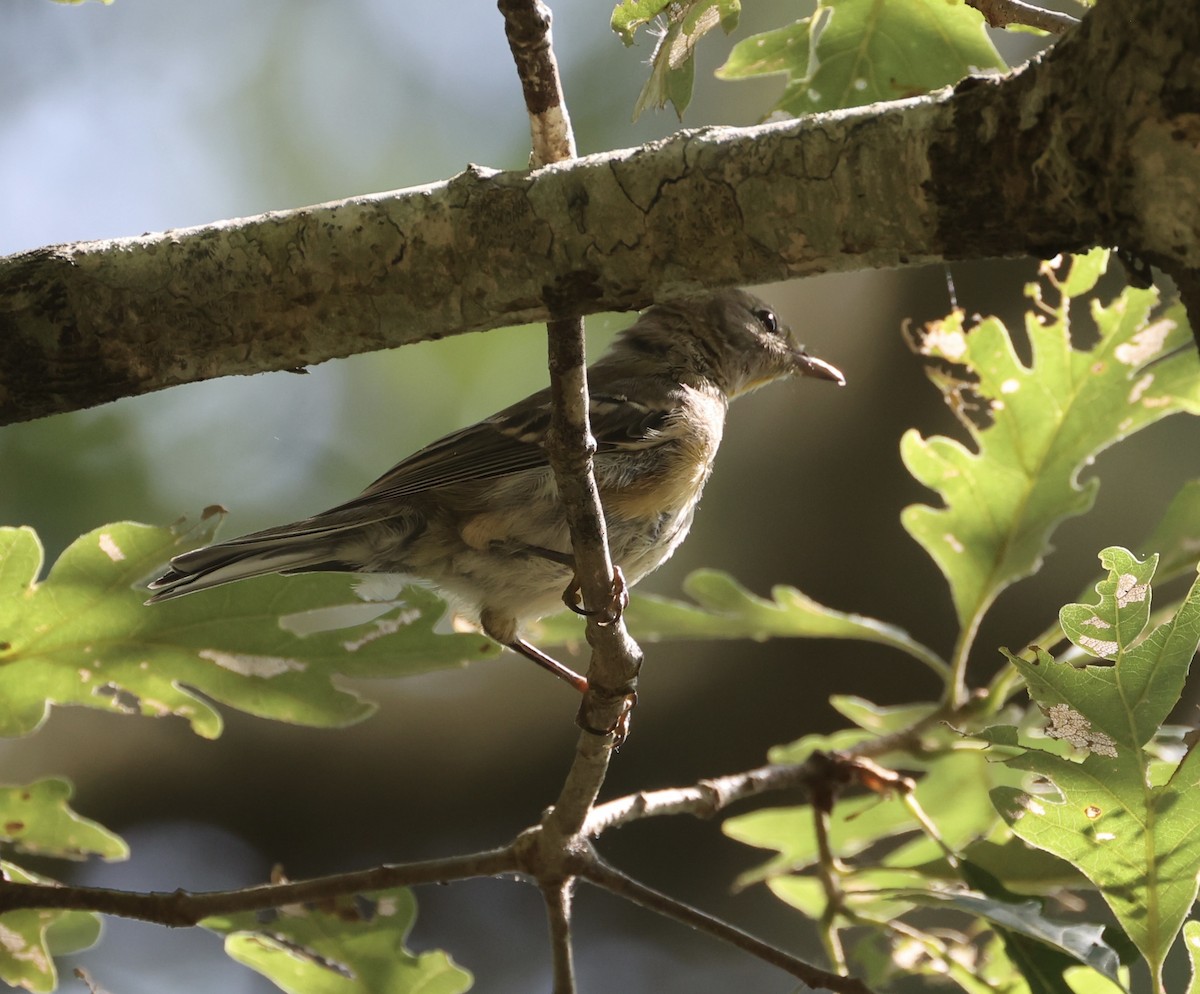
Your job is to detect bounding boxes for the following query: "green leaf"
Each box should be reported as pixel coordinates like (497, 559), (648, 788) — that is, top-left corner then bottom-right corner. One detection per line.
(715, 20), (813, 81)
(617, 1), (741, 119)
(726, 747), (997, 888)
(1017, 549), (1196, 753)
(206, 889), (471, 994)
(1186, 921), (1200, 994)
(536, 568), (947, 678)
(718, 0), (1006, 116)
(612, 0), (739, 44)
(960, 858), (1123, 990)
(0, 516), (500, 739)
(0, 863), (102, 993)
(901, 257), (1200, 632)
(828, 695), (937, 734)
(992, 554), (1200, 984)
(896, 888), (1120, 983)
(957, 837), (1084, 893)
(611, 0), (675, 44)
(1142, 479), (1200, 584)
(0, 778), (127, 861)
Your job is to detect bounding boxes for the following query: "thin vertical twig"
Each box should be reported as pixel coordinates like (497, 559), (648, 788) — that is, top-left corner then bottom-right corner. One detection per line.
(541, 879), (577, 994)
(497, 0), (642, 839)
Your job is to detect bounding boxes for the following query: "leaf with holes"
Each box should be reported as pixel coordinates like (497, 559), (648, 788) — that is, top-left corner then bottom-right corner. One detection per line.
(901, 252), (1200, 632)
(991, 552), (1200, 987)
(0, 516), (500, 739)
(0, 862), (102, 993)
(0, 778), (126, 862)
(206, 889), (471, 994)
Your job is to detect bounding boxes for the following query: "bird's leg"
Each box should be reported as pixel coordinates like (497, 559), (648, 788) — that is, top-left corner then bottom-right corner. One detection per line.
(507, 637), (589, 694)
(561, 566), (629, 626)
(480, 606), (589, 693)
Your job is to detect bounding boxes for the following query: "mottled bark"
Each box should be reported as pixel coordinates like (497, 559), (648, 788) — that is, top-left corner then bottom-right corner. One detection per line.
(1, 0), (1195, 424)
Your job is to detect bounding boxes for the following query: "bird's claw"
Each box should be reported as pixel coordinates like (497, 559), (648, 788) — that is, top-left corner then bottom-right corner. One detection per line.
(577, 689), (638, 746)
(561, 567), (629, 626)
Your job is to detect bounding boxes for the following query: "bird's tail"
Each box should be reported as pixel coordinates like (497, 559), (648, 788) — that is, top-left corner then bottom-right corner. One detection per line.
(145, 518), (363, 604)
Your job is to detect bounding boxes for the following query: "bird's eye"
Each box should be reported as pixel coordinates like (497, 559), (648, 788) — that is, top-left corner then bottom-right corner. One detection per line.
(753, 307), (780, 335)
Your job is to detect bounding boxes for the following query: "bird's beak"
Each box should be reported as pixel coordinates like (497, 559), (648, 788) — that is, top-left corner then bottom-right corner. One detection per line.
(792, 349), (846, 386)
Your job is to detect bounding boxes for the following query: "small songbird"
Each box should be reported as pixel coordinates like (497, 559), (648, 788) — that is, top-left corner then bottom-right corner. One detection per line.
(147, 289), (844, 690)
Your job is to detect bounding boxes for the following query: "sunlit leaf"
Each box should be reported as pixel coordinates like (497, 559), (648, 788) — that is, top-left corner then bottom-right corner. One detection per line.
(0, 863), (101, 993)
(1185, 921), (1200, 994)
(536, 568), (946, 677)
(828, 695), (937, 734)
(0, 778), (126, 861)
(726, 747), (996, 888)
(0, 516), (500, 739)
(901, 254), (1200, 632)
(206, 889), (471, 994)
(992, 554), (1200, 985)
(717, 0), (1005, 116)
(615, 0), (741, 119)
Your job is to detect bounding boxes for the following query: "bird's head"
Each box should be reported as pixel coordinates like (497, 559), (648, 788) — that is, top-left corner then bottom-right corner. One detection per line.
(611, 289), (845, 398)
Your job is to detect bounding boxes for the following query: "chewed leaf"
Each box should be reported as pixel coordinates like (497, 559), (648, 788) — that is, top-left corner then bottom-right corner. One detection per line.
(992, 554), (1200, 981)
(994, 746), (1200, 984)
(1060, 548), (1156, 661)
(0, 517), (500, 740)
(1005, 550), (1200, 752)
(0, 863), (101, 993)
(0, 779), (126, 861)
(206, 889), (471, 994)
(902, 255), (1200, 631)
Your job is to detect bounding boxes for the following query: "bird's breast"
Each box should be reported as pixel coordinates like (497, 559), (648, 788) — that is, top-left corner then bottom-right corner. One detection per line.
(601, 392), (725, 521)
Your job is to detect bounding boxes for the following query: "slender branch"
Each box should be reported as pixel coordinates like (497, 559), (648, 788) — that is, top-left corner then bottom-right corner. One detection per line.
(540, 879), (577, 994)
(582, 704), (984, 838)
(497, 0), (576, 165)
(965, 0), (1082, 32)
(0, 848), (517, 926)
(585, 760), (824, 835)
(577, 858), (875, 994)
(813, 802), (850, 975)
(498, 0), (641, 837)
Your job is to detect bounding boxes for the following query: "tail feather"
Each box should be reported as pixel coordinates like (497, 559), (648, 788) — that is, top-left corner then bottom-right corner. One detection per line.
(145, 541), (341, 603)
(146, 504), (424, 605)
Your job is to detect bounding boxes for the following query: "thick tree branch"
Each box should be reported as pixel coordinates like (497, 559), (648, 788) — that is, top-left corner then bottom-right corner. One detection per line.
(2, 0), (1196, 425)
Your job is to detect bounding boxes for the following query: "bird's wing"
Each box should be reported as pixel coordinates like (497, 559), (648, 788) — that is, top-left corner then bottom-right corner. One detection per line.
(328, 386), (676, 513)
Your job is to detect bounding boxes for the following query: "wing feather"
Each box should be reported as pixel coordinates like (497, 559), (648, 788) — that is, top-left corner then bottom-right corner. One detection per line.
(327, 386), (678, 514)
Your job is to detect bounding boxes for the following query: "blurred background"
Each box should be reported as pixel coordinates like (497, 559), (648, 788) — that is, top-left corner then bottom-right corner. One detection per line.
(0, 1), (1191, 991)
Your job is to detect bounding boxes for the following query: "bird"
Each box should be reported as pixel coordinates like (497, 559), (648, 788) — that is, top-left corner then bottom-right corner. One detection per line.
(147, 289), (844, 692)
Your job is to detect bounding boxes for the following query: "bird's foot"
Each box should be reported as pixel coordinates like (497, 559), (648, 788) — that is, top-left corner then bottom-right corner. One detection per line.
(561, 567), (629, 626)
